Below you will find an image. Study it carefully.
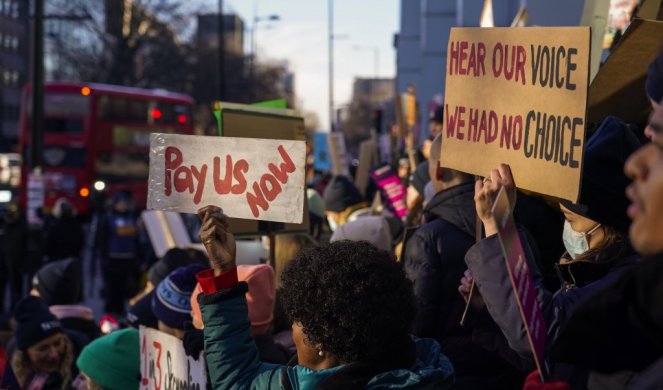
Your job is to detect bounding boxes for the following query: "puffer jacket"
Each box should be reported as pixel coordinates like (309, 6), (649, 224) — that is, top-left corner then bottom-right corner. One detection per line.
(465, 233), (641, 388)
(402, 182), (525, 389)
(199, 283), (455, 390)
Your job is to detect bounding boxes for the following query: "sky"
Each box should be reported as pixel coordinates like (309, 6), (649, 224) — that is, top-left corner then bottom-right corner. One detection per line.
(200, 0), (399, 130)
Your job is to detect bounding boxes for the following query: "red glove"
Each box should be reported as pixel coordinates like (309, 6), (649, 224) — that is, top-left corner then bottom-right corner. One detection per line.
(523, 370), (572, 390)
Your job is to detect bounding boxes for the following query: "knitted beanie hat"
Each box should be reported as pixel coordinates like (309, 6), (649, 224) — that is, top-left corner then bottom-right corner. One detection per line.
(13, 296), (63, 350)
(152, 264), (206, 330)
(32, 258), (82, 306)
(76, 328), (140, 390)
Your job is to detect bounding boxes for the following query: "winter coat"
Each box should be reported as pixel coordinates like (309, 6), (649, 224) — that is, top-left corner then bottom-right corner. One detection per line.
(403, 182), (526, 388)
(199, 283), (455, 390)
(550, 253), (663, 389)
(465, 233), (641, 387)
(45, 216), (85, 262)
(403, 182), (476, 343)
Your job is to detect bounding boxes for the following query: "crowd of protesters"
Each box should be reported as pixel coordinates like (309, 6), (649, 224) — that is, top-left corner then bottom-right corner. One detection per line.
(0, 42), (663, 390)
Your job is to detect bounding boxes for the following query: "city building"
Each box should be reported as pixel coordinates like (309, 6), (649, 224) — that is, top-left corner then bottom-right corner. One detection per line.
(0, 0), (29, 151)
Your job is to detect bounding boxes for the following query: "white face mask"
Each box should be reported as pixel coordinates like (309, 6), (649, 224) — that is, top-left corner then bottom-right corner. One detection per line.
(327, 216), (338, 232)
(562, 220), (602, 259)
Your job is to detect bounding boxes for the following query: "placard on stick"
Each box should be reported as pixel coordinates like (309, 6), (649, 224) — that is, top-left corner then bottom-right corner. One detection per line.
(140, 326), (207, 389)
(441, 27), (590, 203)
(491, 187), (547, 380)
(147, 133), (306, 224)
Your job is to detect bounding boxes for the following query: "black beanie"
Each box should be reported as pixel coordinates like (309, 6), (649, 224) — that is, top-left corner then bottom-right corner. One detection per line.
(323, 175), (364, 212)
(646, 47), (663, 103)
(127, 290), (158, 329)
(429, 106), (444, 124)
(559, 116), (642, 233)
(13, 296), (63, 350)
(148, 247), (207, 287)
(33, 258), (82, 306)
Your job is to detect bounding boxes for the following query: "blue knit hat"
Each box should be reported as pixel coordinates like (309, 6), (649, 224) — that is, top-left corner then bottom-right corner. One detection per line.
(152, 264), (206, 330)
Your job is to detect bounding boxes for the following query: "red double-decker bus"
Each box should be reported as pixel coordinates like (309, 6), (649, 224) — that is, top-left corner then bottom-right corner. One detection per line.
(19, 82), (195, 216)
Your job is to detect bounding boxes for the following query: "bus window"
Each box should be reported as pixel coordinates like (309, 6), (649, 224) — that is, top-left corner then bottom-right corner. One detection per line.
(44, 118), (84, 134)
(97, 96), (148, 122)
(95, 152), (149, 180)
(23, 146), (86, 168)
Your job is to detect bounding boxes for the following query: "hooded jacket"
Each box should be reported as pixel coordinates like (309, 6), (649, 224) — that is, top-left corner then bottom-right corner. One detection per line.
(199, 284), (455, 390)
(403, 182), (476, 343)
(402, 183), (525, 389)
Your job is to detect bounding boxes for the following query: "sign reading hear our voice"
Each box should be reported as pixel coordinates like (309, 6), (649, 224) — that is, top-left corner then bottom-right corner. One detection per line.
(442, 27), (590, 202)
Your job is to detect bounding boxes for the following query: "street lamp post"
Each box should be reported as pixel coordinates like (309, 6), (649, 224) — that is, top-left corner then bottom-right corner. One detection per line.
(328, 0), (334, 131)
(250, 13), (280, 100)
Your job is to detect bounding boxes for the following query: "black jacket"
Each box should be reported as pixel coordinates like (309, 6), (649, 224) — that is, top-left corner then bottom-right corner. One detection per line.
(403, 182), (525, 389)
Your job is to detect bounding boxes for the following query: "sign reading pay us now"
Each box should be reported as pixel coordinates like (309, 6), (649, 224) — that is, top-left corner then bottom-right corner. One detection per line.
(442, 27), (590, 202)
(147, 133), (306, 223)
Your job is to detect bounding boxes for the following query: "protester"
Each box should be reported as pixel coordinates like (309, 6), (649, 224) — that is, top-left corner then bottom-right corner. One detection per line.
(195, 205), (455, 389)
(460, 117), (643, 388)
(30, 258), (100, 340)
(75, 328), (140, 390)
(99, 191), (141, 315)
(130, 246), (208, 305)
(0, 201), (26, 314)
(44, 198), (85, 263)
(403, 134), (525, 389)
(405, 161), (429, 224)
(152, 263), (206, 339)
(307, 188), (325, 240)
(271, 234), (317, 287)
(322, 175), (369, 231)
(330, 216), (392, 253)
(9, 296), (80, 390)
(543, 97), (663, 388)
(187, 264), (291, 364)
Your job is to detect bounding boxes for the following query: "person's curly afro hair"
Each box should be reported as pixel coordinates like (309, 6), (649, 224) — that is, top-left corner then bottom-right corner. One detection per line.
(280, 240), (416, 363)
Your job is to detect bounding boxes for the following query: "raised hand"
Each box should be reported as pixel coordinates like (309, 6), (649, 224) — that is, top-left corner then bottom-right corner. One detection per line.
(474, 163), (516, 236)
(198, 205), (236, 273)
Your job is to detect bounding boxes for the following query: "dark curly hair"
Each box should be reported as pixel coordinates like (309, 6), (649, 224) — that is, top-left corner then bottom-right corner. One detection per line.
(279, 240), (416, 364)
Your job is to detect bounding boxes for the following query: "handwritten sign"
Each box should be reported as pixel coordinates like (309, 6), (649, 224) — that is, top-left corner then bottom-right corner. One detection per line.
(147, 133), (306, 223)
(491, 187), (547, 380)
(442, 27), (590, 203)
(139, 326), (207, 390)
(371, 165), (407, 219)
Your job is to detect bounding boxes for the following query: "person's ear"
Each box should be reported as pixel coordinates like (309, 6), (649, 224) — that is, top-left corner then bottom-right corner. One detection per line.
(435, 162), (444, 181)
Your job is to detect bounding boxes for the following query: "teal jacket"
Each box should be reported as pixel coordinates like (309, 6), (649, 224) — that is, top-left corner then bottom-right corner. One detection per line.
(200, 283), (455, 389)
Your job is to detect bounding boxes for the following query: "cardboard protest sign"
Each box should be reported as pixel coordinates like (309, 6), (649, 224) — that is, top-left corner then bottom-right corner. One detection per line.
(355, 140), (377, 197)
(147, 133), (306, 224)
(140, 326), (207, 390)
(328, 132), (350, 176)
(371, 165), (407, 219)
(442, 27), (590, 203)
(588, 19), (663, 127)
(491, 187), (547, 380)
(313, 132), (332, 171)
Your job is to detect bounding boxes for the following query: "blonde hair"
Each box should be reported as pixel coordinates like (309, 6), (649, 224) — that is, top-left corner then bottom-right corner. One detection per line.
(274, 234), (317, 286)
(11, 334), (74, 390)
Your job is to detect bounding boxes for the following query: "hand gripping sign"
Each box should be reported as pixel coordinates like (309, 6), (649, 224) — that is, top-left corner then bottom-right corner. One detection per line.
(442, 27), (590, 203)
(148, 133), (306, 224)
